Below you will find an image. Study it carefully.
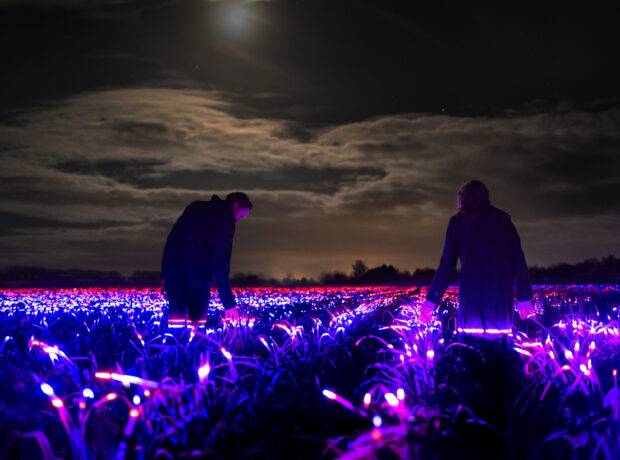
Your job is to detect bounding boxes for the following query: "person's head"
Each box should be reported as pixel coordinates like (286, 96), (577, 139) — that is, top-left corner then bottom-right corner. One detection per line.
(457, 180), (490, 219)
(226, 192), (253, 222)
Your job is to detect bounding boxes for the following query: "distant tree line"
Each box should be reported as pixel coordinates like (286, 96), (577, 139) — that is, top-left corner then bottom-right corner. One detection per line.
(319, 260), (437, 285)
(0, 255), (619, 288)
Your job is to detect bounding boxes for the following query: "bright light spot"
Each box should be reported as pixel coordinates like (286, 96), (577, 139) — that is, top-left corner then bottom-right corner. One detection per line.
(82, 388), (94, 399)
(144, 390), (151, 397)
(79, 401), (86, 410)
(129, 409), (140, 418)
(40, 383), (54, 396)
(589, 341), (596, 350)
(221, 348), (232, 360)
(371, 427), (382, 441)
(198, 363), (211, 382)
(565, 350), (574, 360)
(396, 388), (405, 400)
(613, 369), (617, 377)
(514, 347), (532, 357)
(372, 415), (382, 427)
(574, 342), (580, 352)
(363, 393), (371, 406)
(133, 395), (141, 405)
(105, 392), (118, 401)
(322, 389), (337, 400)
(95, 372), (112, 379)
(51, 398), (63, 408)
(384, 393), (399, 407)
(426, 349), (435, 360)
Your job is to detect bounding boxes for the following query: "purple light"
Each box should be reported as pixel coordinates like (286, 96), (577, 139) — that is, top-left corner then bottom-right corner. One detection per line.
(458, 328), (511, 334)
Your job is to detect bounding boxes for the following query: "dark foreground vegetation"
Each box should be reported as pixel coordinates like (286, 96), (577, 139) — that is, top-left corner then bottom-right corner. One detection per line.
(0, 284), (619, 459)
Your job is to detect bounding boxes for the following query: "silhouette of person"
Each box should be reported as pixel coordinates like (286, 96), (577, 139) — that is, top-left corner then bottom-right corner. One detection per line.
(161, 192), (253, 326)
(420, 180), (533, 334)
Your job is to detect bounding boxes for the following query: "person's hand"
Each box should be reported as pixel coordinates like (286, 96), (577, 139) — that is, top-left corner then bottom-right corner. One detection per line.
(517, 300), (535, 319)
(419, 299), (436, 324)
(223, 307), (241, 326)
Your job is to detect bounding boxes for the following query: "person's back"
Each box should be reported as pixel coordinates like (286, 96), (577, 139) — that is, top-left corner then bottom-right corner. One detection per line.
(424, 181), (532, 333)
(161, 193), (252, 324)
(162, 197), (235, 291)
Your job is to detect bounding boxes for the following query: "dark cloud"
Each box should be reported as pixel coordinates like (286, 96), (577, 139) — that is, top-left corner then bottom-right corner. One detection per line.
(55, 159), (385, 194)
(1, 86), (618, 277)
(0, 1), (618, 276)
(0, 211), (126, 236)
(1, 1), (618, 121)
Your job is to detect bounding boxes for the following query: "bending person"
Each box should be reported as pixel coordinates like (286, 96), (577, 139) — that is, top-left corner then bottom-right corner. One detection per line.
(161, 192), (253, 326)
(420, 180), (533, 334)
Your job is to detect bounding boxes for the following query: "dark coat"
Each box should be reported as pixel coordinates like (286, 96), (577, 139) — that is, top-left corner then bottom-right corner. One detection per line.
(161, 195), (236, 309)
(427, 204), (531, 331)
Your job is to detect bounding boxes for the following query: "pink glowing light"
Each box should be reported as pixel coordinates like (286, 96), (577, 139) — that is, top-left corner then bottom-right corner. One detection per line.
(105, 392), (118, 401)
(51, 398), (64, 408)
(371, 427), (382, 441)
(322, 389), (337, 400)
(129, 409), (140, 418)
(458, 328), (511, 334)
(513, 347), (532, 357)
(363, 393), (371, 406)
(384, 393), (399, 407)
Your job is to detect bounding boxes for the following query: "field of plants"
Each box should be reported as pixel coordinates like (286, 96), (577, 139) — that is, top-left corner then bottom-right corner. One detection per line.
(0, 284), (619, 459)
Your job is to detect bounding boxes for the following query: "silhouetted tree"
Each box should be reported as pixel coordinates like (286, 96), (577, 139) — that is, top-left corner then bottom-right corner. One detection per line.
(352, 260), (368, 278)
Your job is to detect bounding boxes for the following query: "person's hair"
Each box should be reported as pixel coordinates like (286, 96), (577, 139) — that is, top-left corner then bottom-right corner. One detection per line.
(457, 180), (490, 220)
(226, 192), (253, 210)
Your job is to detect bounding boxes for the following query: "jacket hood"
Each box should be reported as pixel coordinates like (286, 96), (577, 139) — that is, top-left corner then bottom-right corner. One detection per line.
(211, 195), (234, 219)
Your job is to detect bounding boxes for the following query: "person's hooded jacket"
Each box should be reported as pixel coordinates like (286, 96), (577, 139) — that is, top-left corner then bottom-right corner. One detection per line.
(161, 195), (236, 309)
(426, 204), (531, 331)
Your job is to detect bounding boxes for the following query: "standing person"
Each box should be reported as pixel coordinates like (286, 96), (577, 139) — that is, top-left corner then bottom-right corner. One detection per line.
(420, 180), (533, 432)
(420, 180), (533, 333)
(161, 192), (253, 327)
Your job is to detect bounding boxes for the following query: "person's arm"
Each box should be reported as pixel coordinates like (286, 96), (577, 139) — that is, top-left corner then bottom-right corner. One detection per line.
(510, 221), (533, 318)
(213, 240), (236, 310)
(426, 217), (460, 305)
(510, 221), (532, 302)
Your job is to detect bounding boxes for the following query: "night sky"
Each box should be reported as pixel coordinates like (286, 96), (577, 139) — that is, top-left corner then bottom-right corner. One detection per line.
(1, 0), (619, 278)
